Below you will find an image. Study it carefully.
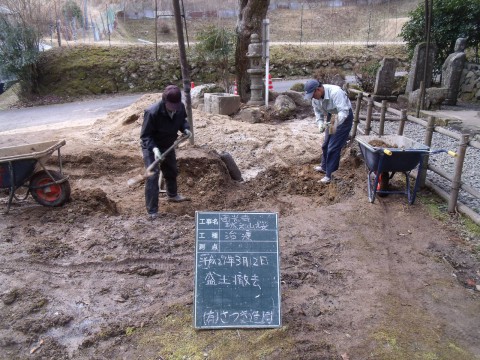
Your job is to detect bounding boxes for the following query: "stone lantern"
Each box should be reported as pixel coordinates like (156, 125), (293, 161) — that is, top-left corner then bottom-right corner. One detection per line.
(246, 33), (264, 105)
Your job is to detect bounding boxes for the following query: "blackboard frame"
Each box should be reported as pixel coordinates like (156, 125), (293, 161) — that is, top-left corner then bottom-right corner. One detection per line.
(194, 211), (281, 329)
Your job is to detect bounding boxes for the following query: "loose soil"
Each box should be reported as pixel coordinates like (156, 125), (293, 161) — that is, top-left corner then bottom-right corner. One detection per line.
(0, 94), (479, 360)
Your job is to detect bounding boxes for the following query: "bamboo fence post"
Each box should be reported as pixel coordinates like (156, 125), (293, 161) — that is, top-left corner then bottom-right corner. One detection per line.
(416, 80), (425, 117)
(365, 96), (373, 135)
(448, 134), (469, 213)
(352, 92), (363, 138)
(398, 109), (407, 135)
(379, 100), (387, 135)
(418, 116), (435, 187)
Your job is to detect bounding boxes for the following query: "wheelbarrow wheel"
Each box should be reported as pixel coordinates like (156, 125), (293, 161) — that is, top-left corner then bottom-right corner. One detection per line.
(30, 170), (71, 207)
(377, 172), (390, 197)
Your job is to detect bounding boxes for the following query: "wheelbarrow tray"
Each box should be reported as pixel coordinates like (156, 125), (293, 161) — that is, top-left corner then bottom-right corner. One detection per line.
(355, 135), (430, 205)
(0, 140), (66, 188)
(356, 135), (429, 173)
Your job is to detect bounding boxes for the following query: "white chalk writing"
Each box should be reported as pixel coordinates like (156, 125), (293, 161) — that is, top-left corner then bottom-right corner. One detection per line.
(203, 310), (274, 326)
(204, 272), (262, 289)
(219, 214), (270, 230)
(198, 254), (269, 269)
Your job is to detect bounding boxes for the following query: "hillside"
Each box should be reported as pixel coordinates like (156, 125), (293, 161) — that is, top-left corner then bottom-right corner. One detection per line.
(53, 0), (419, 46)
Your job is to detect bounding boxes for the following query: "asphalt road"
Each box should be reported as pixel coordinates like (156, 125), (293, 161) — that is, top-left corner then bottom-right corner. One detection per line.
(0, 94), (144, 133)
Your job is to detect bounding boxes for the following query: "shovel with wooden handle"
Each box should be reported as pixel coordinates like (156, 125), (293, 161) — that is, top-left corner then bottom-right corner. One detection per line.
(127, 134), (189, 187)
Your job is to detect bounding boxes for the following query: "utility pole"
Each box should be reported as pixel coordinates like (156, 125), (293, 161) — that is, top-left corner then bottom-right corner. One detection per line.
(172, 0), (194, 143)
(420, 0), (432, 111)
(106, 4), (111, 46)
(300, 4), (303, 45)
(263, 19), (270, 107)
(54, 1), (62, 47)
(84, 0), (89, 29)
(155, 0), (158, 60)
(180, 0), (189, 48)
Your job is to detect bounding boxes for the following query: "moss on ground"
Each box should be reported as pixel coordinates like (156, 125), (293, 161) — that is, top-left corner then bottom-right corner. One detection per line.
(369, 295), (477, 360)
(136, 304), (293, 360)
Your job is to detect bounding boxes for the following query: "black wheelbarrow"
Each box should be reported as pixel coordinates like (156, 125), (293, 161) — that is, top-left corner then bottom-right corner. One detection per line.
(355, 135), (456, 204)
(0, 139), (71, 213)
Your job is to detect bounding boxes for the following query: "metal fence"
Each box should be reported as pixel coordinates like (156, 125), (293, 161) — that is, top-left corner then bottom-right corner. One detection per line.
(349, 88), (480, 225)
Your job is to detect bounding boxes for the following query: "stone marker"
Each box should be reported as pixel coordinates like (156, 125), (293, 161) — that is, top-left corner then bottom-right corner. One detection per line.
(406, 42), (437, 94)
(441, 38), (467, 105)
(373, 57), (397, 101)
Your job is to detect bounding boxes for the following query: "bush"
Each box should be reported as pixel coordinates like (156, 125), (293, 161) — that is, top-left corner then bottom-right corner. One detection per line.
(0, 14), (41, 94)
(353, 60), (380, 93)
(195, 25), (236, 94)
(313, 67), (346, 88)
(290, 83), (304, 92)
(158, 21), (170, 34)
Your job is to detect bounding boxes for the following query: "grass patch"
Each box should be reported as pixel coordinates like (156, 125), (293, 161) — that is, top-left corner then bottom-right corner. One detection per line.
(418, 192), (480, 250)
(369, 295), (477, 360)
(136, 304), (293, 360)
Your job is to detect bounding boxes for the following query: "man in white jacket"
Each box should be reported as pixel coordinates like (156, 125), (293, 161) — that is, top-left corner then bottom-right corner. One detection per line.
(304, 79), (353, 184)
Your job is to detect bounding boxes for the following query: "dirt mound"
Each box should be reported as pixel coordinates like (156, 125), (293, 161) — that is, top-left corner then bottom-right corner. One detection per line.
(71, 188), (119, 215)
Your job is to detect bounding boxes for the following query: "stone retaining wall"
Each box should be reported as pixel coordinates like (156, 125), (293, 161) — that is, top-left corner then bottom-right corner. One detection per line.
(459, 62), (480, 102)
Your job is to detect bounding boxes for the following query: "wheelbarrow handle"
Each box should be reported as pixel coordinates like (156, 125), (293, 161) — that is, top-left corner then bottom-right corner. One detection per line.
(127, 134), (190, 186)
(429, 149), (458, 157)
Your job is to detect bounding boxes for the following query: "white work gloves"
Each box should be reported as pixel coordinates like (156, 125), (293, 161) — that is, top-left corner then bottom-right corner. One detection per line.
(318, 121), (326, 133)
(183, 129), (192, 138)
(153, 147), (161, 161)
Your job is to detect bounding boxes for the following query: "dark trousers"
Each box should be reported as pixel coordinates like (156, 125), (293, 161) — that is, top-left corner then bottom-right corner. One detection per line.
(142, 148), (178, 214)
(321, 109), (353, 178)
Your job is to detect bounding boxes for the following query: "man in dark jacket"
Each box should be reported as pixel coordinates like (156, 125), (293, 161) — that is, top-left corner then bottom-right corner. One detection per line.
(140, 85), (192, 219)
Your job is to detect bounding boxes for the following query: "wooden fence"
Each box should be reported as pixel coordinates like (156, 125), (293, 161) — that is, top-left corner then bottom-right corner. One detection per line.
(349, 88), (480, 225)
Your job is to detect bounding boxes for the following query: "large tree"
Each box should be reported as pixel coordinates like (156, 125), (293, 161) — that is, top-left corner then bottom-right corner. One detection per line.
(235, 0), (269, 102)
(400, 0), (480, 73)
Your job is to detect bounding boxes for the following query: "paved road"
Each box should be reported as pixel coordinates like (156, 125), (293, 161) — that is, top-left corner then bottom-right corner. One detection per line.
(0, 94), (144, 133)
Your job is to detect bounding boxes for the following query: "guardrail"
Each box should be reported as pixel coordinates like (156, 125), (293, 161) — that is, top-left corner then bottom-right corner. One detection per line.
(349, 89), (480, 225)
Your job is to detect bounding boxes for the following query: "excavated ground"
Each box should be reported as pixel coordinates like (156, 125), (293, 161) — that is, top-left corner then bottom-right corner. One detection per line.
(0, 94), (479, 359)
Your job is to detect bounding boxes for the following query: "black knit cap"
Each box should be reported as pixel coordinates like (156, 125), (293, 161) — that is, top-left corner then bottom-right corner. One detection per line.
(162, 85), (182, 111)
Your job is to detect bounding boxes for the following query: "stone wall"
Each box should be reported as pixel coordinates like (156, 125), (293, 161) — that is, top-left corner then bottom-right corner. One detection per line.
(459, 62), (480, 102)
(270, 56), (409, 79)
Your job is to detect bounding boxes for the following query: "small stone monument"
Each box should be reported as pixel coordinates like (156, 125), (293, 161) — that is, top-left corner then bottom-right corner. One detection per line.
(406, 42), (437, 93)
(246, 33), (264, 106)
(373, 57), (397, 101)
(441, 38), (467, 105)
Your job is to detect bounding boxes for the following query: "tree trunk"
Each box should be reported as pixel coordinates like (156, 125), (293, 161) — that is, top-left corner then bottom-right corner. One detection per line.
(235, 0), (269, 102)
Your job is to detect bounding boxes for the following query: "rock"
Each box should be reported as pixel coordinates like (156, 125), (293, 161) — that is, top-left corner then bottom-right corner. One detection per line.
(2, 289), (18, 305)
(273, 94), (296, 119)
(284, 90), (310, 107)
(236, 107), (264, 124)
(408, 87), (448, 110)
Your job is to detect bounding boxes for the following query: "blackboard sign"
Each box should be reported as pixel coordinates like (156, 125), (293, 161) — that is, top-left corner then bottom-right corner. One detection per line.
(194, 211), (281, 329)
